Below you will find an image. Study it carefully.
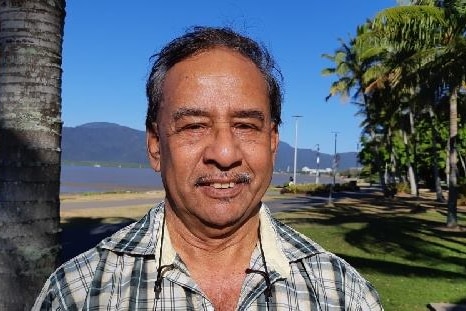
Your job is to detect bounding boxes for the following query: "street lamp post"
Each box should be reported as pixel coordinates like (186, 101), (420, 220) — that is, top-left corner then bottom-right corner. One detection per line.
(356, 143), (360, 179)
(332, 132), (338, 186)
(292, 115), (303, 185)
(328, 131), (339, 205)
(315, 144), (320, 185)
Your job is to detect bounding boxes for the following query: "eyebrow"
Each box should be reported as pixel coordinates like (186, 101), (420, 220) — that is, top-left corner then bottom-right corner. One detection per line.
(232, 109), (265, 121)
(172, 108), (209, 121)
(172, 107), (265, 122)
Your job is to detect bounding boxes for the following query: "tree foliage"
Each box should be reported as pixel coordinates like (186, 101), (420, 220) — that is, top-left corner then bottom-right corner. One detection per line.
(322, 0), (466, 227)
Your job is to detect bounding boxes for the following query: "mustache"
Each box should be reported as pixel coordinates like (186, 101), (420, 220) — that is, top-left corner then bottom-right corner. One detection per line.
(194, 172), (252, 186)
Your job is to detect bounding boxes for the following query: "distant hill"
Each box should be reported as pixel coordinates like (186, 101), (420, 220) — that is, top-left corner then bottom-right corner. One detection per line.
(62, 122), (358, 170)
(62, 122), (147, 164)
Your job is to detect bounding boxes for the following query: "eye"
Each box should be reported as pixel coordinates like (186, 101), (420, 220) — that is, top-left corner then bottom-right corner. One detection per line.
(232, 122), (263, 139)
(177, 122), (209, 134)
(234, 122), (260, 131)
(184, 123), (205, 130)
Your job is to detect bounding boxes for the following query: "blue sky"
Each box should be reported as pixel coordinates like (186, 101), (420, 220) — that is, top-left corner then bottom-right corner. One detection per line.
(62, 0), (397, 154)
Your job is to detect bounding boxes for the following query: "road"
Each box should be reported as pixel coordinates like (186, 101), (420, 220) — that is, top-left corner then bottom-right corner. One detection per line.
(60, 192), (320, 212)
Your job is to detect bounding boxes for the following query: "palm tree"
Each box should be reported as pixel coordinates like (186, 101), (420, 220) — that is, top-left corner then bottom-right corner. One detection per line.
(0, 0), (66, 308)
(370, 0), (466, 227)
(322, 31), (390, 192)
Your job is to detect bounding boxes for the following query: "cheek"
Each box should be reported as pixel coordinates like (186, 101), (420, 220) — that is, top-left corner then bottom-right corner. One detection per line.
(160, 140), (203, 171)
(244, 143), (275, 166)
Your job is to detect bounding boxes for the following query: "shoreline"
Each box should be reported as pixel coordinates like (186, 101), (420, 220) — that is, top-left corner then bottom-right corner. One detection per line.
(60, 187), (286, 220)
(61, 189), (166, 202)
(60, 186), (285, 202)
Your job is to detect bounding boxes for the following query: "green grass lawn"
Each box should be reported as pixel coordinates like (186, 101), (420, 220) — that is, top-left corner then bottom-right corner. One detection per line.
(60, 189), (465, 310)
(274, 194), (466, 311)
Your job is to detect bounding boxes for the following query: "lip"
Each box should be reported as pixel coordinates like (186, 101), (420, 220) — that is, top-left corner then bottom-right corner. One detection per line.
(195, 173), (251, 186)
(196, 180), (245, 199)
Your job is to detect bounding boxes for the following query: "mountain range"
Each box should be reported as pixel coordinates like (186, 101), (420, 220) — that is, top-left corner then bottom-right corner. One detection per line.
(62, 122), (358, 171)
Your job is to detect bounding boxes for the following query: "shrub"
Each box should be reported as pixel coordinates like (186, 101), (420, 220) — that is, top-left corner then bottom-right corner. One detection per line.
(280, 182), (360, 195)
(280, 183), (319, 194)
(396, 182), (410, 194)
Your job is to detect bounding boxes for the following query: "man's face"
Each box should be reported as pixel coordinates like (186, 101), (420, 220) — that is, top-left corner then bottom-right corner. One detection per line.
(147, 47), (279, 232)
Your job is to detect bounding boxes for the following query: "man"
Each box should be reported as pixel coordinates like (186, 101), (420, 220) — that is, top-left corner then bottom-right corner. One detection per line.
(34, 26), (383, 310)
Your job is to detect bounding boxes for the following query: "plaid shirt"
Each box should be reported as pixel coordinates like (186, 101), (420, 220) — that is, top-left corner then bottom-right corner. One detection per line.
(33, 202), (383, 310)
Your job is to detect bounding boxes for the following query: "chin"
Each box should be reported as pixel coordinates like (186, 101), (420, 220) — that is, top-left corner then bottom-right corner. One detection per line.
(199, 204), (259, 230)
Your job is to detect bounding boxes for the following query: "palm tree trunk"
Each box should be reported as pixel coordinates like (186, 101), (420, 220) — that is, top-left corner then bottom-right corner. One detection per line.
(408, 109), (419, 196)
(0, 1), (65, 309)
(407, 165), (417, 195)
(428, 106), (445, 201)
(403, 129), (418, 196)
(401, 129), (418, 195)
(447, 86), (459, 228)
(370, 129), (386, 190)
(446, 141), (450, 185)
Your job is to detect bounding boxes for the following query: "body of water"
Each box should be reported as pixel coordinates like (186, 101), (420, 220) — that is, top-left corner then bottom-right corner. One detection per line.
(61, 165), (334, 194)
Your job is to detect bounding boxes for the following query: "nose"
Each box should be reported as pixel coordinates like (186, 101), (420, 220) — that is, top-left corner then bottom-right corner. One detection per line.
(203, 124), (242, 169)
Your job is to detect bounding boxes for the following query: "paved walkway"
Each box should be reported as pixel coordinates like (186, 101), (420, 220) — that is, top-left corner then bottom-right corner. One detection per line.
(62, 197), (158, 210)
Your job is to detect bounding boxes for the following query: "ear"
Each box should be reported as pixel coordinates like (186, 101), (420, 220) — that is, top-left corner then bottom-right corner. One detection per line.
(270, 126), (279, 165)
(147, 124), (161, 172)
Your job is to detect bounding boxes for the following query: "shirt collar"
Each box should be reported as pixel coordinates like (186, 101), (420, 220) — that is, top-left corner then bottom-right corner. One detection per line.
(156, 203), (290, 278)
(258, 205), (291, 278)
(157, 214), (177, 266)
(101, 201), (321, 279)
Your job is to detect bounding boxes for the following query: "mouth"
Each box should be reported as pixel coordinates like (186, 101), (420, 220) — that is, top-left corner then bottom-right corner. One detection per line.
(194, 173), (251, 189)
(212, 182), (236, 189)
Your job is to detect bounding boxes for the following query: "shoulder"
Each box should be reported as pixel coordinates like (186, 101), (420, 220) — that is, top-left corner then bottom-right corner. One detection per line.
(33, 203), (165, 310)
(299, 252), (383, 309)
(32, 247), (102, 310)
(268, 215), (326, 259)
(267, 214), (383, 310)
(99, 201), (164, 255)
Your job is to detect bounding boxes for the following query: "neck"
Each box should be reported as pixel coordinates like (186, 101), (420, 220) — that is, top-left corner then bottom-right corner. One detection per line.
(164, 205), (262, 311)
(165, 204), (260, 257)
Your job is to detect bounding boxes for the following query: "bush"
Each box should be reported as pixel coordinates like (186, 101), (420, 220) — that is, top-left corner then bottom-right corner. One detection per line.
(396, 182), (410, 194)
(280, 183), (321, 194)
(280, 182), (360, 195)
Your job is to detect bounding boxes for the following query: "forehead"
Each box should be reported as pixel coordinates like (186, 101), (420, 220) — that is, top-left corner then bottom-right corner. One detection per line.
(159, 48), (269, 118)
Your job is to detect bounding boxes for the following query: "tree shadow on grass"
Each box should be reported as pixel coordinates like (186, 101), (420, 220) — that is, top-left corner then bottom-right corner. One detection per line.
(60, 217), (134, 263)
(276, 188), (466, 281)
(333, 253), (464, 279)
(275, 190), (466, 308)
